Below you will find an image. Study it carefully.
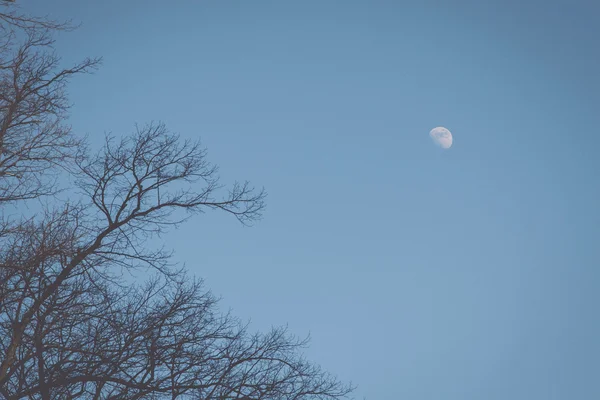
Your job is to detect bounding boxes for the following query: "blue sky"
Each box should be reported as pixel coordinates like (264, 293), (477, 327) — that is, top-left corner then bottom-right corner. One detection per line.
(21, 0), (600, 398)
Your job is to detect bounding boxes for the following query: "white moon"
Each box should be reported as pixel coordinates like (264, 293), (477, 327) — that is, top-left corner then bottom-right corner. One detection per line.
(429, 127), (453, 149)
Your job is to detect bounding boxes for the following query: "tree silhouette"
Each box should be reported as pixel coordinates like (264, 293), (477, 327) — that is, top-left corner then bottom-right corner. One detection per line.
(0, 4), (354, 400)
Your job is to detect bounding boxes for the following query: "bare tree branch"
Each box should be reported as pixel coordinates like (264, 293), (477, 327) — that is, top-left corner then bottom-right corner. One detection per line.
(0, 4), (100, 204)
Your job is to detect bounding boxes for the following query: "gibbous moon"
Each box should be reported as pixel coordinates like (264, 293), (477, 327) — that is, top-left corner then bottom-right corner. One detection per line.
(429, 127), (453, 149)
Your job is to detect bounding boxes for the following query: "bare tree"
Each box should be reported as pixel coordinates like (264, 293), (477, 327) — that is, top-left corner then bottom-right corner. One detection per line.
(0, 4), (355, 400)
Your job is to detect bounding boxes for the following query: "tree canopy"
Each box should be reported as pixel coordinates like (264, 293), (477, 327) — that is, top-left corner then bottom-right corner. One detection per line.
(0, 4), (355, 399)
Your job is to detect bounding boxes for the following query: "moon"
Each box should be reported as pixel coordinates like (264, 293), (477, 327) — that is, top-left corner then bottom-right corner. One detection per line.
(429, 127), (453, 149)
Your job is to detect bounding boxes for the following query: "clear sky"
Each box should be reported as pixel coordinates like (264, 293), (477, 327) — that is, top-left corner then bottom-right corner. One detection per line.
(20, 0), (600, 398)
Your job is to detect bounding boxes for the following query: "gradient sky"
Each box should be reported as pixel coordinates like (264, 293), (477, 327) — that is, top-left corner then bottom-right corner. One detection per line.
(20, 1), (600, 399)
